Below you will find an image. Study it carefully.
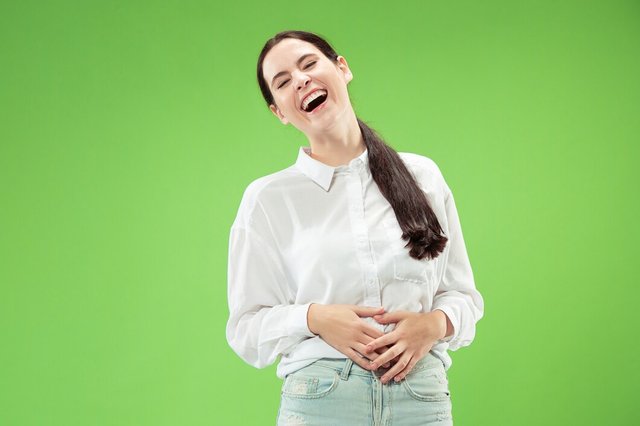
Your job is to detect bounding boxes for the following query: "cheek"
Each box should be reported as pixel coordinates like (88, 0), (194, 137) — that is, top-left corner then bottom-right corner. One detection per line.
(288, 97), (301, 113)
(329, 86), (347, 104)
(276, 95), (296, 113)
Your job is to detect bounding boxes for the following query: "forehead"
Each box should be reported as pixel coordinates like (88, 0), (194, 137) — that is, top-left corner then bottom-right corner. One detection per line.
(262, 38), (324, 81)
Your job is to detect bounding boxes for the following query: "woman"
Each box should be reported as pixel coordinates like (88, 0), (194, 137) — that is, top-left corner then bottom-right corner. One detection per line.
(226, 30), (484, 425)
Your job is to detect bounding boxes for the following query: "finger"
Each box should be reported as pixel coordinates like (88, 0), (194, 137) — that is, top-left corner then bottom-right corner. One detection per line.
(380, 352), (391, 368)
(364, 332), (398, 355)
(351, 305), (385, 317)
(356, 343), (393, 367)
(368, 344), (403, 370)
(382, 352), (400, 364)
(378, 356), (398, 370)
(392, 356), (420, 383)
(346, 348), (374, 371)
(354, 343), (385, 362)
(360, 323), (385, 340)
(373, 311), (407, 324)
(354, 331), (392, 353)
(380, 353), (413, 384)
(371, 345), (392, 368)
(375, 345), (391, 354)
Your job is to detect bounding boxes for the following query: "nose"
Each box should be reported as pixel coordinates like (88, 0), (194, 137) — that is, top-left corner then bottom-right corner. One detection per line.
(294, 72), (311, 91)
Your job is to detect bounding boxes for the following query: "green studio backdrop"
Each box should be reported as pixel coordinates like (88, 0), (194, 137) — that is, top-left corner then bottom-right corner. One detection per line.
(1, 0), (639, 425)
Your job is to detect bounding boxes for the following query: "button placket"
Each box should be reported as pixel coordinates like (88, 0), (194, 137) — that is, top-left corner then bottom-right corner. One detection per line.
(346, 168), (382, 309)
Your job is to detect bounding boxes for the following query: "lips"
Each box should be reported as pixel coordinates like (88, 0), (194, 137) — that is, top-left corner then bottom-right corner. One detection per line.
(300, 88), (328, 111)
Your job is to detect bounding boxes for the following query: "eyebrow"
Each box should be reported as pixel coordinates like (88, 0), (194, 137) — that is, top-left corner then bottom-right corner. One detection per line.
(270, 53), (318, 88)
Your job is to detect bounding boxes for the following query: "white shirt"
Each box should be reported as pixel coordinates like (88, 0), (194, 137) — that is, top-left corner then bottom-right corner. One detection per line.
(226, 146), (484, 379)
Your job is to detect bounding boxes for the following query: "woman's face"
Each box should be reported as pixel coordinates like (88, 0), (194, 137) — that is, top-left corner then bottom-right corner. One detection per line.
(262, 38), (354, 134)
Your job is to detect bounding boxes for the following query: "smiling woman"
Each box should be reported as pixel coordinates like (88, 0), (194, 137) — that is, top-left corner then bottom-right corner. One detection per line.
(226, 30), (484, 425)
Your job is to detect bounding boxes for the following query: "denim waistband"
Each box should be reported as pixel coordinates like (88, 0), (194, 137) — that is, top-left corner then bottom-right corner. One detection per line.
(309, 351), (445, 380)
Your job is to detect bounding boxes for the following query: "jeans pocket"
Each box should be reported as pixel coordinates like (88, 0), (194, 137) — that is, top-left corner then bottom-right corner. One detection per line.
(383, 217), (437, 285)
(401, 362), (451, 402)
(281, 363), (340, 399)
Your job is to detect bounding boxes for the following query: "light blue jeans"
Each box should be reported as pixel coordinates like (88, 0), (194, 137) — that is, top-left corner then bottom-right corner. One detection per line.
(276, 351), (453, 425)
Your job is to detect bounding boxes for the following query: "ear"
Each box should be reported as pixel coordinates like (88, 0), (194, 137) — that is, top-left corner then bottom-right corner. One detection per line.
(269, 104), (289, 125)
(336, 55), (353, 84)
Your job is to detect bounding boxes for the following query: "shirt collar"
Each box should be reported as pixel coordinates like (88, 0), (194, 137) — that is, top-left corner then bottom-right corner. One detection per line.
(295, 146), (370, 192)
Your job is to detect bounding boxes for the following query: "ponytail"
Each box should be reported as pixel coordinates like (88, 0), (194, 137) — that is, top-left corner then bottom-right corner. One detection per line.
(358, 117), (447, 260)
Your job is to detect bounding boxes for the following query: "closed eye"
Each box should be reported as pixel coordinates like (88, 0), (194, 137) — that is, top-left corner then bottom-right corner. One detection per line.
(277, 61), (317, 89)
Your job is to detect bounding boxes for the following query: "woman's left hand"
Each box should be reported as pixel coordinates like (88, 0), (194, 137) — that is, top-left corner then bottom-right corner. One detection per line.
(363, 310), (446, 384)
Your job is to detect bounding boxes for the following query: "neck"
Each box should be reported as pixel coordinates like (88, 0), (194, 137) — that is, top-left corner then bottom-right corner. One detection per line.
(306, 109), (366, 167)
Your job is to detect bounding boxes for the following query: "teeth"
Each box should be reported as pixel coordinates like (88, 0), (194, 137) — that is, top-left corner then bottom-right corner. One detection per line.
(301, 90), (327, 111)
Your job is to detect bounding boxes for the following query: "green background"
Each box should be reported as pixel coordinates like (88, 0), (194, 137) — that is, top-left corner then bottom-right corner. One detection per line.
(1, 0), (638, 424)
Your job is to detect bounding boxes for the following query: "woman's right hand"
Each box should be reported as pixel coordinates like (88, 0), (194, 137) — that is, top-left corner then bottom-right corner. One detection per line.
(307, 303), (393, 370)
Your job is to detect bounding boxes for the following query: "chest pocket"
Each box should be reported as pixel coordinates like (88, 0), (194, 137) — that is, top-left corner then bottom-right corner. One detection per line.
(382, 217), (437, 286)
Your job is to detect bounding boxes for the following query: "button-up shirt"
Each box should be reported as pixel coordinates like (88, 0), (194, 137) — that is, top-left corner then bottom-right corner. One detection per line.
(226, 146), (484, 379)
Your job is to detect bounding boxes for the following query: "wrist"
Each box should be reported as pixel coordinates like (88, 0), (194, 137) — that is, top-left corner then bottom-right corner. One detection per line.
(307, 303), (324, 335)
(432, 309), (453, 340)
(429, 310), (449, 340)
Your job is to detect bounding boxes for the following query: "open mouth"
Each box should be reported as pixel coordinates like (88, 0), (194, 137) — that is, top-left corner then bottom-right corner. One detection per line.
(301, 90), (329, 113)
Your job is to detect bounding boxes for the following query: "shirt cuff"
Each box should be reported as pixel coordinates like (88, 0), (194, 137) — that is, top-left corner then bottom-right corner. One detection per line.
(287, 302), (317, 338)
(433, 306), (458, 344)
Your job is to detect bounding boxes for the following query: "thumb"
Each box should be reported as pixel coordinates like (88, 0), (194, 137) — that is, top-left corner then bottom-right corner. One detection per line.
(351, 305), (385, 317)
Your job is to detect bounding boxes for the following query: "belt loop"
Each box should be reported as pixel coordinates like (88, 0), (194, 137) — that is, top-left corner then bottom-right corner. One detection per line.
(340, 358), (353, 381)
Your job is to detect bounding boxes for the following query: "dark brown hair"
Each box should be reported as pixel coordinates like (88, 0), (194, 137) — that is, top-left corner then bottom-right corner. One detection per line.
(257, 30), (447, 260)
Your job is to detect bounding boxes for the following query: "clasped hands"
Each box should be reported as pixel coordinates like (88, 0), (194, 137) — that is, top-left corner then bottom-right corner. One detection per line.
(307, 304), (448, 384)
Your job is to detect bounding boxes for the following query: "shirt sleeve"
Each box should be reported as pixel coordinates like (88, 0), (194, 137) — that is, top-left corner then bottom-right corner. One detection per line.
(225, 220), (316, 369)
(431, 173), (485, 351)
